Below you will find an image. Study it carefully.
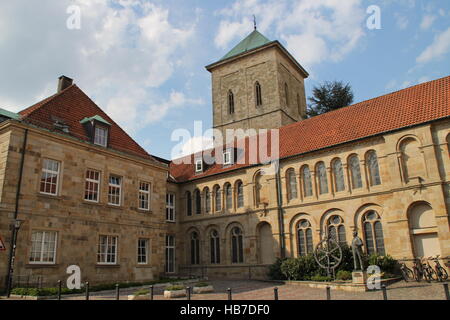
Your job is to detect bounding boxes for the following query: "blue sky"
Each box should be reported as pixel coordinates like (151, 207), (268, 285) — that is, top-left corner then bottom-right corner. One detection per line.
(1, 0), (449, 160)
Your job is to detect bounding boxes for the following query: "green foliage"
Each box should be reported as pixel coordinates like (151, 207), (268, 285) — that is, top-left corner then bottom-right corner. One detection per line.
(280, 254), (323, 281)
(335, 244), (355, 273)
(368, 254), (399, 274)
(268, 258), (287, 280)
(194, 282), (210, 287)
(133, 289), (150, 296)
(165, 285), (185, 291)
(310, 275), (333, 282)
(336, 270), (352, 281)
(307, 81), (354, 118)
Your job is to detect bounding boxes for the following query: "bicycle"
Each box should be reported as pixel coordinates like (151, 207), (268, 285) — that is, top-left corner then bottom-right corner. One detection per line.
(412, 258), (428, 282)
(421, 257), (436, 282)
(429, 255), (448, 281)
(400, 261), (414, 282)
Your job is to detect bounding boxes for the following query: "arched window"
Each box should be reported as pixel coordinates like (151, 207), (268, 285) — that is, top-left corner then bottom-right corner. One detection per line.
(284, 83), (289, 107)
(255, 82), (262, 107)
(348, 155), (362, 189)
(210, 230), (220, 264)
(194, 189), (201, 215)
(297, 219), (313, 256)
(301, 165), (313, 197)
(316, 162), (329, 195)
(366, 151), (381, 186)
(399, 137), (425, 183)
(228, 90), (235, 114)
(231, 227), (244, 263)
(236, 180), (244, 208)
(204, 187), (211, 214)
(225, 183), (232, 210)
(327, 215), (346, 246)
(286, 168), (298, 201)
(186, 191), (192, 216)
(254, 172), (262, 206)
(332, 159), (345, 192)
(190, 231), (200, 265)
(363, 210), (385, 255)
(214, 185), (222, 212)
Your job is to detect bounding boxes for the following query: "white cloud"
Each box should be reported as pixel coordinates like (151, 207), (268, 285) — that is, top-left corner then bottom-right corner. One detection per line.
(214, 0), (366, 68)
(417, 27), (450, 63)
(179, 135), (214, 157)
(420, 15), (436, 30)
(395, 14), (409, 30)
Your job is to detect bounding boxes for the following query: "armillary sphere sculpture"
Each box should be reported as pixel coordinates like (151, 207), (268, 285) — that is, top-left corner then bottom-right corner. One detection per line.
(314, 233), (343, 278)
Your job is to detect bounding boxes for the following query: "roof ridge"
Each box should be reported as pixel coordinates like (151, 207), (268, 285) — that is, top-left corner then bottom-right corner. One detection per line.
(19, 84), (75, 117)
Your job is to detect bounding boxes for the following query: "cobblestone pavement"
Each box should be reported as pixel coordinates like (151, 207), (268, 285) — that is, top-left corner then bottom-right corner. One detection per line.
(54, 280), (449, 301)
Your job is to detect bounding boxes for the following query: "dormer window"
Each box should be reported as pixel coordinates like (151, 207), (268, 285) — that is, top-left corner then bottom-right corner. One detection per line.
(223, 149), (232, 165)
(195, 159), (203, 173)
(94, 126), (108, 147)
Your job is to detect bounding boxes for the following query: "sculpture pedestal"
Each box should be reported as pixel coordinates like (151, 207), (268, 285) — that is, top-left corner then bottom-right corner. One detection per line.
(352, 271), (367, 285)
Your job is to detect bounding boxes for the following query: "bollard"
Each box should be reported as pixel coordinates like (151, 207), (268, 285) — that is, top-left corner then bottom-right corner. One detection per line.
(381, 284), (388, 300)
(85, 282), (90, 301)
(227, 288), (232, 300)
(274, 287), (279, 300)
(115, 284), (120, 300)
(326, 286), (331, 300)
(444, 283), (449, 300)
(186, 287), (191, 300)
(57, 280), (62, 301)
(149, 285), (154, 301)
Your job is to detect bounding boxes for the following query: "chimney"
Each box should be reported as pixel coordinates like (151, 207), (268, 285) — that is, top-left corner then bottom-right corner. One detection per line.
(57, 75), (73, 93)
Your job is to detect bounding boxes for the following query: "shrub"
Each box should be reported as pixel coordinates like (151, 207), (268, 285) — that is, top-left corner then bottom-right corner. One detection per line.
(165, 285), (185, 291)
(268, 258), (287, 280)
(280, 254), (322, 281)
(335, 244), (354, 273)
(194, 282), (210, 288)
(336, 270), (352, 281)
(133, 289), (149, 296)
(311, 274), (333, 282)
(368, 254), (399, 274)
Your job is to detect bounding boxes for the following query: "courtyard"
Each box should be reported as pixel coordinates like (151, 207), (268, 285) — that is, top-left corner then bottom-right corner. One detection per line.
(19, 279), (447, 301)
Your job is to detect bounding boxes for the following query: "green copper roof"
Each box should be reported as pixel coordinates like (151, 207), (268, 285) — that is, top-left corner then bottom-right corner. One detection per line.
(0, 108), (20, 120)
(80, 115), (111, 126)
(220, 30), (272, 61)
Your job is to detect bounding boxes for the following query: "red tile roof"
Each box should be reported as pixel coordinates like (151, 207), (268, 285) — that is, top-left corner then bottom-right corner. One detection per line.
(18, 84), (154, 161)
(170, 75), (450, 182)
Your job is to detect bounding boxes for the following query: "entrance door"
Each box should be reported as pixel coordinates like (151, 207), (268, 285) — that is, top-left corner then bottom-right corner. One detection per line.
(258, 223), (276, 264)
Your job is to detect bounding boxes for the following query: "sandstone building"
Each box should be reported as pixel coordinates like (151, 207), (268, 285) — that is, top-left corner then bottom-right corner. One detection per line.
(0, 30), (449, 288)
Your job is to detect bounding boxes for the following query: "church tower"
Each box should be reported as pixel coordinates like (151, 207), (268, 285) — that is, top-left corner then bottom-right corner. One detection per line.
(206, 29), (309, 139)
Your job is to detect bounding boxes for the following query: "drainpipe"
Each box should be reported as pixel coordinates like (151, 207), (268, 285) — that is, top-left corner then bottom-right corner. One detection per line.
(5, 128), (28, 297)
(275, 161), (286, 259)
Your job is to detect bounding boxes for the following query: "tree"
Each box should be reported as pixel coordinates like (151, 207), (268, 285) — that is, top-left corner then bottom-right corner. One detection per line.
(307, 81), (354, 118)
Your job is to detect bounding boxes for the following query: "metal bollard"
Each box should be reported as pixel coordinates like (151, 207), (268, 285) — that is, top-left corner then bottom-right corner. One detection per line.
(186, 287), (191, 300)
(57, 280), (62, 301)
(85, 282), (90, 301)
(444, 283), (449, 300)
(381, 284), (388, 300)
(149, 285), (154, 301)
(115, 284), (120, 300)
(274, 287), (279, 300)
(326, 286), (331, 300)
(227, 288), (232, 300)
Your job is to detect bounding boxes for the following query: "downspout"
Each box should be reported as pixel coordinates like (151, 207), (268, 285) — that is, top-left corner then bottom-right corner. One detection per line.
(5, 128), (28, 296)
(275, 162), (286, 259)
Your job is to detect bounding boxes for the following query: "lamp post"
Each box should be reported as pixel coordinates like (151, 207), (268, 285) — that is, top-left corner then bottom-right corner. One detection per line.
(5, 219), (23, 298)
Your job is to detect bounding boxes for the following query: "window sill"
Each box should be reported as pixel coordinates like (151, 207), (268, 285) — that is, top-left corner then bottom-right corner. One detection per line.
(37, 193), (62, 200)
(82, 200), (103, 206)
(106, 204), (122, 210)
(95, 264), (120, 268)
(166, 220), (176, 224)
(135, 264), (153, 268)
(137, 209), (152, 214)
(26, 263), (58, 268)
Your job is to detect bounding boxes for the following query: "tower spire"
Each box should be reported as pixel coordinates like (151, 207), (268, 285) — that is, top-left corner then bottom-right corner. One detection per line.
(253, 15), (257, 30)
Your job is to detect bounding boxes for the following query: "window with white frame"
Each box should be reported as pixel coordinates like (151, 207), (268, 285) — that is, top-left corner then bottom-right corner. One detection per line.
(29, 231), (57, 264)
(85, 169), (100, 202)
(137, 238), (150, 264)
(223, 149), (232, 165)
(108, 175), (122, 206)
(166, 193), (175, 222)
(139, 181), (151, 211)
(40, 159), (60, 195)
(97, 235), (118, 264)
(195, 159), (203, 173)
(94, 126), (108, 147)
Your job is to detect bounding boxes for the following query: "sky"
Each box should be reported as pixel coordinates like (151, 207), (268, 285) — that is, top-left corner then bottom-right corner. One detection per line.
(1, 0), (449, 160)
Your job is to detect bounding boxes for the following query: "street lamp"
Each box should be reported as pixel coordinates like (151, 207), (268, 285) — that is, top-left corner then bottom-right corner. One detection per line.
(5, 219), (23, 298)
